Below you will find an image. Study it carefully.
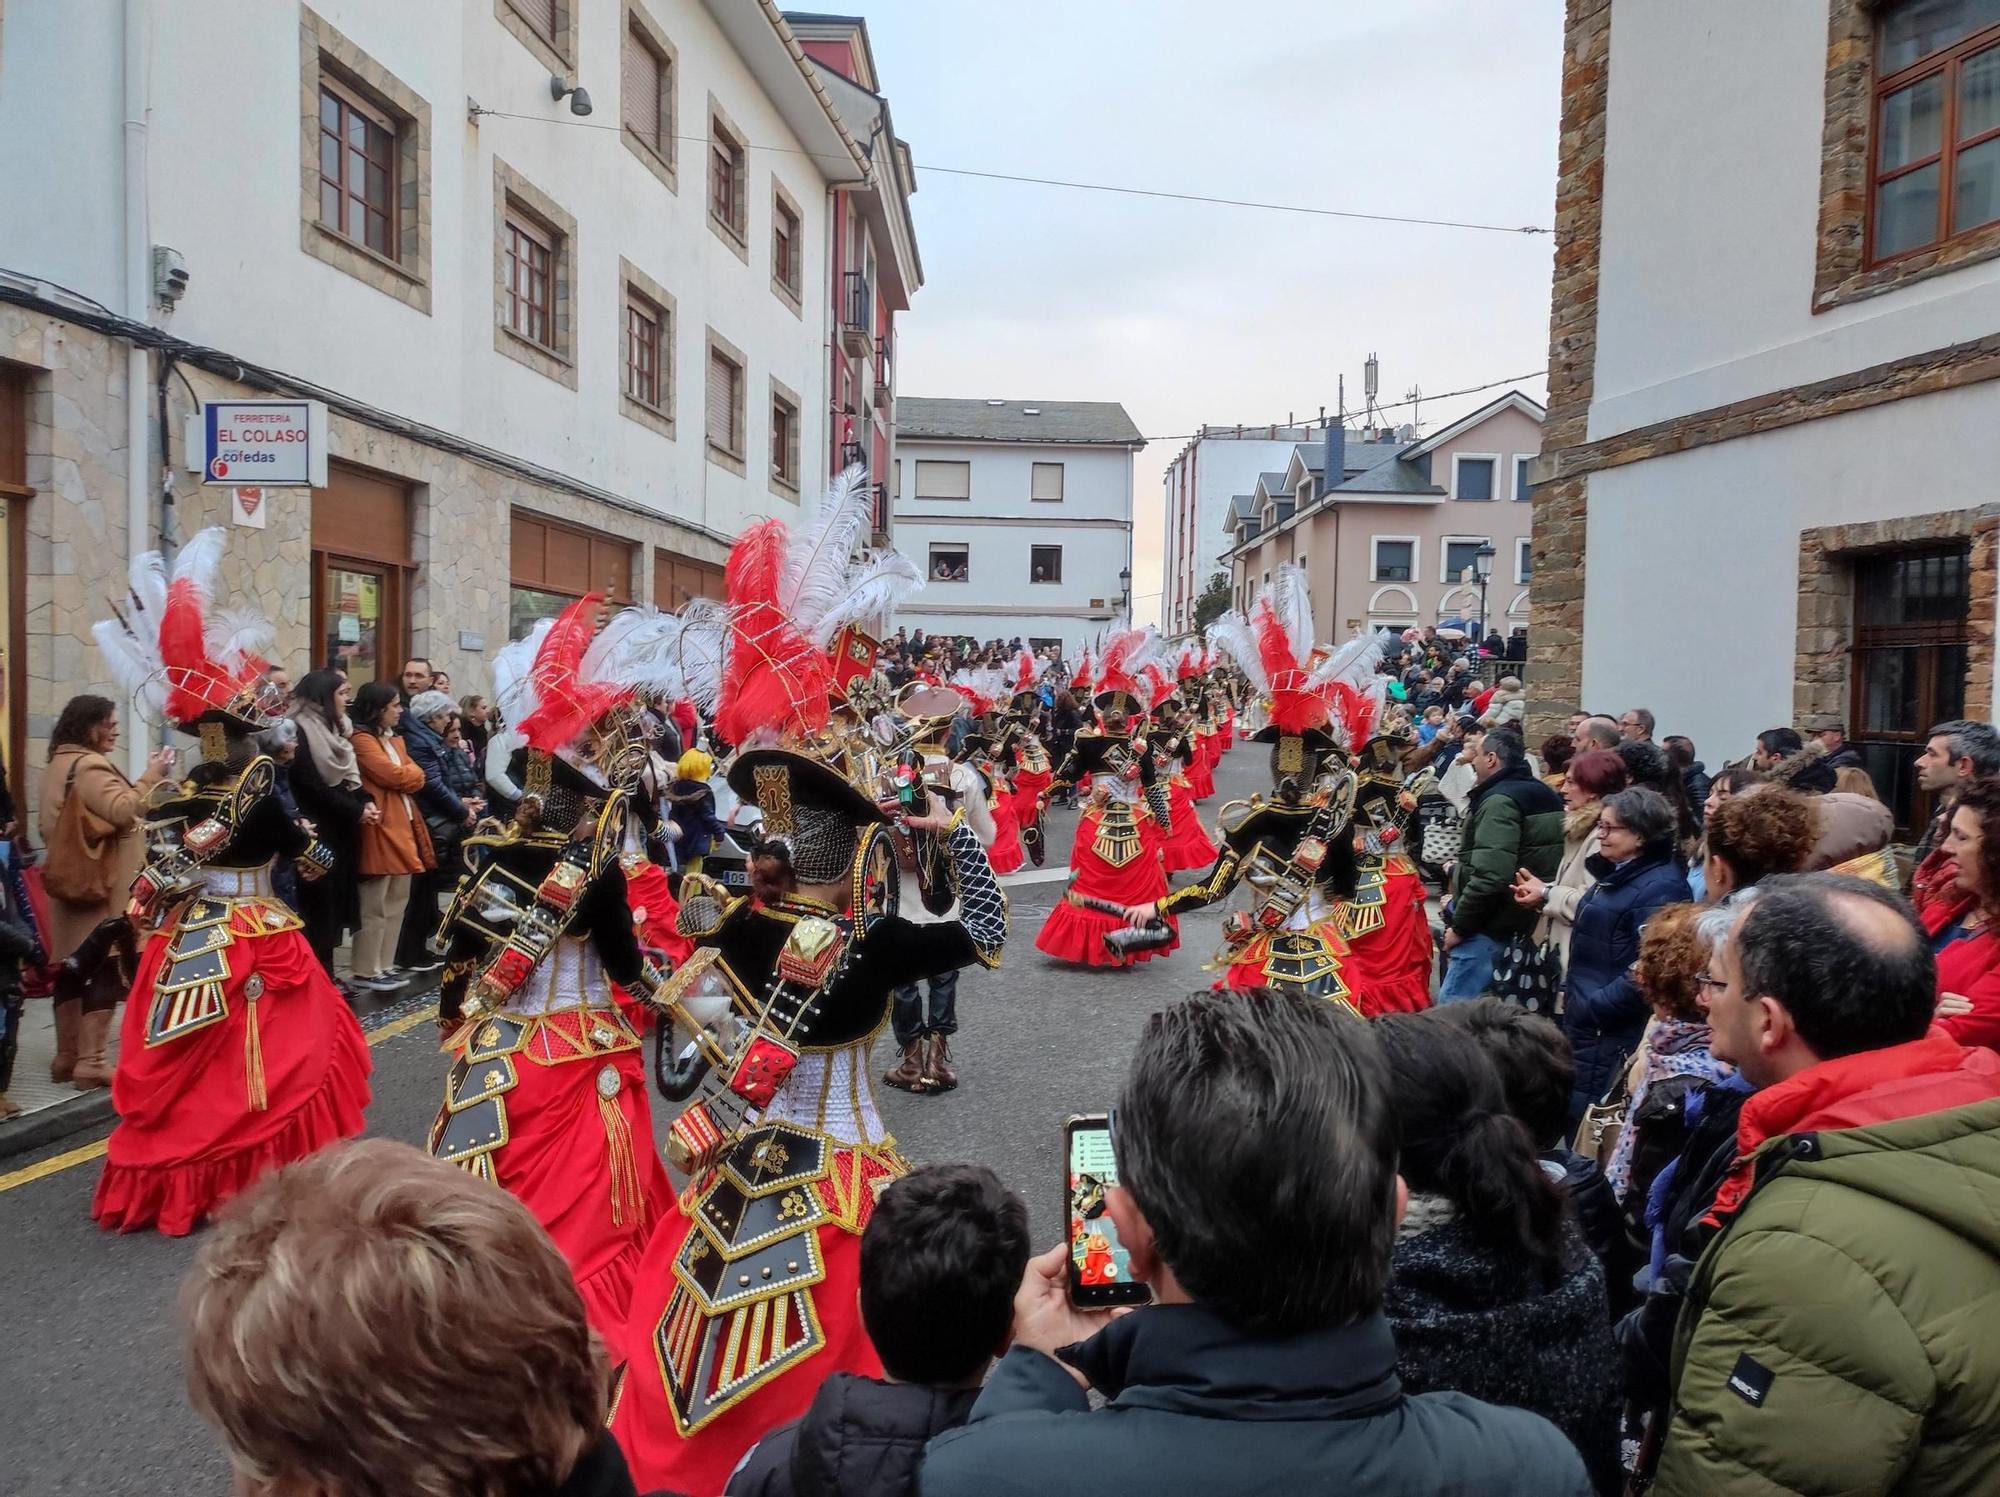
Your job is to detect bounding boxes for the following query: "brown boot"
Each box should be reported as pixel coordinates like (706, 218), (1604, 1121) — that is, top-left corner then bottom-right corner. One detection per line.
(71, 1007), (115, 1090)
(49, 998), (81, 1083)
(885, 1037), (929, 1091)
(921, 1032), (958, 1093)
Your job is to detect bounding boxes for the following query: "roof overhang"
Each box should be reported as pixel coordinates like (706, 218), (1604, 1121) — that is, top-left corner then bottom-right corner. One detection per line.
(1400, 389), (1546, 460)
(702, 1), (870, 184)
(811, 64), (923, 307)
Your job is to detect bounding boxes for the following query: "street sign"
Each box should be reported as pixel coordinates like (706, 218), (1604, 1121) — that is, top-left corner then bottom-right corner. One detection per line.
(230, 486), (268, 529)
(195, 400), (328, 487)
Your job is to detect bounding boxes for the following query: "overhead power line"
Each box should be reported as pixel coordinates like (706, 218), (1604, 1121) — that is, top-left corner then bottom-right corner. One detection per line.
(466, 107), (1552, 236)
(1138, 369), (1550, 444)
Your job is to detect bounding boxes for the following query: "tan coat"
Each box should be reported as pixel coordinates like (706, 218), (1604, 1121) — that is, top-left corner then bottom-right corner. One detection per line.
(352, 730), (433, 876)
(37, 745), (160, 963)
(1537, 800), (1604, 972)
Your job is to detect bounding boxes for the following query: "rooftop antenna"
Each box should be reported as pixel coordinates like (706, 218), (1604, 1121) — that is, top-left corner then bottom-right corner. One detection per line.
(1362, 352), (1385, 432)
(1406, 384), (1424, 434)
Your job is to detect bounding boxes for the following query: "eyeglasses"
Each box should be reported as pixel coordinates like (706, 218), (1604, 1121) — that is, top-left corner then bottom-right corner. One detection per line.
(1697, 972), (1727, 992)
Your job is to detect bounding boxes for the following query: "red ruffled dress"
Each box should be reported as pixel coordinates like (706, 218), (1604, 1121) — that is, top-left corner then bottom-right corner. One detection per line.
(1337, 850), (1435, 1016)
(1186, 729), (1217, 800)
(1011, 741), (1055, 826)
(1220, 706), (1236, 749)
(94, 810), (371, 1237)
(1036, 785), (1179, 967)
(625, 856), (694, 967)
(1162, 773), (1219, 874)
(985, 776), (1027, 874)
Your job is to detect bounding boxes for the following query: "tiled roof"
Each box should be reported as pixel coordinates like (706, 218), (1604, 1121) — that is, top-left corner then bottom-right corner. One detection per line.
(898, 398), (1145, 446)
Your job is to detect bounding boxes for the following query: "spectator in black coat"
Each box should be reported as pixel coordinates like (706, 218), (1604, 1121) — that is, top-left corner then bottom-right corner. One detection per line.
(1562, 787), (1693, 1124)
(287, 670), (374, 980)
(728, 1165), (1029, 1497)
(1376, 1011), (1623, 1493)
(1662, 736), (1709, 831)
(921, 990), (1593, 1497)
(0, 853), (38, 1118)
(1440, 998), (1634, 1311)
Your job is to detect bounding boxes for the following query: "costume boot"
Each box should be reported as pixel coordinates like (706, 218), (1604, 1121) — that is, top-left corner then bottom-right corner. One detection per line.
(49, 997), (81, 1083)
(884, 1037), (927, 1092)
(921, 1032), (958, 1093)
(71, 1006), (114, 1090)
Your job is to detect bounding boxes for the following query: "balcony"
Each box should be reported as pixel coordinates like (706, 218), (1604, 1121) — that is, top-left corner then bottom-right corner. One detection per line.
(838, 439), (867, 473)
(872, 334), (893, 409)
(869, 481), (890, 542)
(840, 271), (872, 358)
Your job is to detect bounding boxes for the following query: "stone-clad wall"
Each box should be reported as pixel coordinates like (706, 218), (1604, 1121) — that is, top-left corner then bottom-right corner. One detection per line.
(1526, 0), (1610, 741)
(1, 304), (731, 809)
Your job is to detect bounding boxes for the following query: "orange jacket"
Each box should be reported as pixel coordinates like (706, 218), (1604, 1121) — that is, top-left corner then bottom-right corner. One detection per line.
(352, 730), (433, 877)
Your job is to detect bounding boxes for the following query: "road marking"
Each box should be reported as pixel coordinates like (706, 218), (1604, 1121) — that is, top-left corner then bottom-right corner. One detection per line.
(0, 1000), (441, 1194)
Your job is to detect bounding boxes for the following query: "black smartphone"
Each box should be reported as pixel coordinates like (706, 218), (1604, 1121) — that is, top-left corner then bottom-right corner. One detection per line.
(1063, 1113), (1151, 1309)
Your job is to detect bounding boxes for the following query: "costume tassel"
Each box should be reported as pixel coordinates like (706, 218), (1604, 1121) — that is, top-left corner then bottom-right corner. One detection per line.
(242, 987), (268, 1112)
(599, 1085), (642, 1228)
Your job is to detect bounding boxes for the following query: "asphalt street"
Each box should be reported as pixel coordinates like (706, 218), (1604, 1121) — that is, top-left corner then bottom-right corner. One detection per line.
(0, 743), (1262, 1497)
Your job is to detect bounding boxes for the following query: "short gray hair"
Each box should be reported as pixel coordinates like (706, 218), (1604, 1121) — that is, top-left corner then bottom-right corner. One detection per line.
(1695, 886), (1758, 953)
(408, 690), (457, 724)
(1603, 785), (1677, 851)
(256, 718), (299, 754)
(1930, 719), (2000, 777)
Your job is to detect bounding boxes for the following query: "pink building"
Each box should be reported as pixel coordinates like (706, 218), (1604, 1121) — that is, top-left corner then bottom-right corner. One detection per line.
(1225, 391), (1544, 641)
(788, 13), (923, 539)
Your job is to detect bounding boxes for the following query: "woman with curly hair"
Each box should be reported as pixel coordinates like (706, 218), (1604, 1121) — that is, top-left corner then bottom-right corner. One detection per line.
(1925, 776), (2000, 1050)
(1601, 903), (1733, 1205)
(1700, 785), (1817, 903)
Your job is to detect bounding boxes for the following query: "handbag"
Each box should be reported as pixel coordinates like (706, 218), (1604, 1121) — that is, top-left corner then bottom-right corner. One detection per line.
(1491, 930), (1563, 1014)
(1572, 1050), (1641, 1168)
(41, 761), (121, 906)
(1419, 804), (1462, 868)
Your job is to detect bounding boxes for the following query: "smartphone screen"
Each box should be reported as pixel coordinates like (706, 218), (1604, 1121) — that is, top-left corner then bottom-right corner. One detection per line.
(1064, 1114), (1151, 1308)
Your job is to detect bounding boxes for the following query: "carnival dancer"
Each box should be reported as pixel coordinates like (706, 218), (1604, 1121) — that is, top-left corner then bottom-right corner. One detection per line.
(609, 490), (1006, 1495)
(1148, 675), (1219, 875)
(1335, 729), (1435, 1014)
(1002, 649), (1055, 865)
(953, 672), (1025, 876)
(425, 595), (694, 1339)
(1178, 645), (1218, 801)
(1118, 568), (1409, 1014)
(88, 529), (370, 1236)
(1033, 628), (1179, 967)
(1219, 676), (1238, 749)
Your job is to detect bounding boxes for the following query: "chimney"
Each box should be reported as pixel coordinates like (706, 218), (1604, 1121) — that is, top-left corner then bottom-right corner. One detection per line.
(1323, 416), (1345, 497)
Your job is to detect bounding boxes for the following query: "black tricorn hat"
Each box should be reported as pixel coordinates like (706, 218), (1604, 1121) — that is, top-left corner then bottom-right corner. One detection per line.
(728, 745), (889, 831)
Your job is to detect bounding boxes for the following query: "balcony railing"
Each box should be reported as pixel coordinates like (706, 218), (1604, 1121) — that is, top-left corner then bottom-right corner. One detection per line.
(840, 271), (872, 357)
(872, 334), (893, 408)
(869, 481), (890, 537)
(838, 439), (866, 473)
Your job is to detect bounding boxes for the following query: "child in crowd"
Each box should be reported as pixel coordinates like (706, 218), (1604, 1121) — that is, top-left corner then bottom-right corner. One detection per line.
(1440, 997), (1635, 1309)
(666, 748), (727, 877)
(725, 1164), (1031, 1497)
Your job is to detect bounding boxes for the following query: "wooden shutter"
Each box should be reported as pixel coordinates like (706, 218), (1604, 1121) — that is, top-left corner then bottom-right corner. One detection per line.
(509, 0), (558, 40)
(1031, 462), (1064, 501)
(707, 350), (738, 452)
(915, 460), (970, 499)
(622, 22), (662, 150)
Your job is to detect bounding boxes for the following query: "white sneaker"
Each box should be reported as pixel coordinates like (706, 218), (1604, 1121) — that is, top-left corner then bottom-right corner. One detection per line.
(350, 972), (402, 993)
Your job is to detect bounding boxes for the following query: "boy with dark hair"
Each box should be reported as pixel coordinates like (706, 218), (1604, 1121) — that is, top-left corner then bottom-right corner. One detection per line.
(726, 1164), (1030, 1497)
(1441, 998), (1631, 1306)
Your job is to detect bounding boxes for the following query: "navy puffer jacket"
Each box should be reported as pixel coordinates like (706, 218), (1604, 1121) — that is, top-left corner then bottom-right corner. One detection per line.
(1562, 848), (1691, 1124)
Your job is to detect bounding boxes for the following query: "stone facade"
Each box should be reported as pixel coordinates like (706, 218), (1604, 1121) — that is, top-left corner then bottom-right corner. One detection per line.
(1794, 506), (2000, 728)
(1526, 0), (1610, 740)
(1813, 0), (2000, 313)
(0, 303), (731, 809)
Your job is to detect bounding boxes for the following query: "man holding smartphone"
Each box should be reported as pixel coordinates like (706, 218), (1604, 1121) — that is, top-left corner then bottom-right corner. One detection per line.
(921, 990), (1592, 1497)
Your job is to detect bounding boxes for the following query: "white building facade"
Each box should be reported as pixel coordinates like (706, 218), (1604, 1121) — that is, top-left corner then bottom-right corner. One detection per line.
(1534, 0), (2000, 832)
(1159, 423), (1321, 638)
(892, 399), (1144, 655)
(0, 0), (922, 787)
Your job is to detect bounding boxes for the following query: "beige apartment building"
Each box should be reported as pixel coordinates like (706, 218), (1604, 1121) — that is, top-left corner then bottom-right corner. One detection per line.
(1225, 392), (1544, 642)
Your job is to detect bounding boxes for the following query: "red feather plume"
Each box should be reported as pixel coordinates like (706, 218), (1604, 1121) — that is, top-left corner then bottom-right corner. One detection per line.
(1012, 647), (1037, 695)
(1327, 680), (1380, 749)
(515, 594), (634, 752)
(159, 577), (217, 724)
(716, 519), (835, 745)
(1141, 662), (1174, 710)
(1069, 647), (1092, 692)
(1253, 602), (1302, 685)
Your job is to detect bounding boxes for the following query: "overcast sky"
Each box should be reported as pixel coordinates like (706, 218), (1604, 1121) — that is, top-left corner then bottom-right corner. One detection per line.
(863, 0), (1562, 626)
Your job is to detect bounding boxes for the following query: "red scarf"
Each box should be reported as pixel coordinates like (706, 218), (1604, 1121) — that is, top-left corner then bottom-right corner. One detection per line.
(1705, 1032), (2000, 1226)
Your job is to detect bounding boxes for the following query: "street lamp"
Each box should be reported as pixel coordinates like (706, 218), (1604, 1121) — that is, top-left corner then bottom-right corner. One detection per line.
(1118, 567), (1132, 614)
(1472, 543), (1497, 643)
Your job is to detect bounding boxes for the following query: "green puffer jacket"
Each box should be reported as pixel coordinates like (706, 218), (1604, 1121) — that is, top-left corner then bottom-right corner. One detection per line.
(1656, 1095), (2000, 1496)
(1448, 764), (1563, 940)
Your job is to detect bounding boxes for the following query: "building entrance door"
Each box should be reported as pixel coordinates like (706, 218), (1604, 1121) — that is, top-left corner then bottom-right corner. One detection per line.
(317, 557), (402, 688)
(309, 461), (411, 686)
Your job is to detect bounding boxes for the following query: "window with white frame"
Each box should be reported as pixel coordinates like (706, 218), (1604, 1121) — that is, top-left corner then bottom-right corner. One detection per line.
(1515, 455), (1535, 502)
(1372, 537), (1416, 583)
(928, 543), (969, 582)
(1442, 536), (1491, 584)
(1452, 454), (1498, 501)
(914, 459), (970, 500)
(1515, 537), (1532, 583)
